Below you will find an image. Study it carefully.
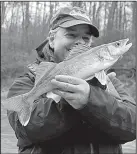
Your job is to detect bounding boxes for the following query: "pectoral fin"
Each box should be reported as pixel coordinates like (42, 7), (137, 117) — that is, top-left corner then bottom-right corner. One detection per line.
(95, 70), (107, 85)
(95, 71), (121, 99)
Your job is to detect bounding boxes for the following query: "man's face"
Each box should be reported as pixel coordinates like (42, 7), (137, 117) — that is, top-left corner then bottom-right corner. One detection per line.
(52, 24), (91, 63)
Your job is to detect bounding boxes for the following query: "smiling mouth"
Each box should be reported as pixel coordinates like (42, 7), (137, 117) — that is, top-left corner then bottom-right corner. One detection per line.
(67, 43), (81, 52)
(66, 45), (74, 52)
(67, 48), (71, 52)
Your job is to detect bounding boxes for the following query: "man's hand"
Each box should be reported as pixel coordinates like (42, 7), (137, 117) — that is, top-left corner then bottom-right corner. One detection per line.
(51, 75), (90, 109)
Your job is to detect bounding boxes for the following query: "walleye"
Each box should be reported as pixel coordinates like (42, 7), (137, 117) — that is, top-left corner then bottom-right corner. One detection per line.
(2, 38), (132, 126)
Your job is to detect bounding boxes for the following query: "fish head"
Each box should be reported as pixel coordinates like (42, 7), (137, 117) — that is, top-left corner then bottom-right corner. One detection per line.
(91, 38), (132, 72)
(107, 38), (132, 58)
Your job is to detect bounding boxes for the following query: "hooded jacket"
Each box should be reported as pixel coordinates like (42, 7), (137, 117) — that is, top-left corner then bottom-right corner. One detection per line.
(7, 39), (136, 154)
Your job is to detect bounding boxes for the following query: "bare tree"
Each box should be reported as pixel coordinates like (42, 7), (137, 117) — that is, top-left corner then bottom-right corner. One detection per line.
(54, 2), (59, 12)
(107, 2), (117, 31)
(132, 2), (137, 36)
(132, 1), (137, 68)
(21, 2), (25, 48)
(92, 2), (97, 25)
(122, 3), (125, 34)
(135, 2), (137, 70)
(88, 2), (92, 16)
(42, 2), (47, 34)
(24, 2), (30, 53)
(114, 2), (119, 29)
(123, 3), (127, 34)
(135, 2), (137, 45)
(1, 2), (8, 25)
(103, 2), (108, 35)
(118, 2), (122, 31)
(34, 2), (39, 27)
(21, 2), (30, 53)
(72, 1), (83, 7)
(95, 2), (102, 29)
(48, 2), (54, 24)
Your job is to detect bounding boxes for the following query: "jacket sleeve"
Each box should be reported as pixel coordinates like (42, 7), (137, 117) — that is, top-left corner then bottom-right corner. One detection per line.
(78, 76), (136, 143)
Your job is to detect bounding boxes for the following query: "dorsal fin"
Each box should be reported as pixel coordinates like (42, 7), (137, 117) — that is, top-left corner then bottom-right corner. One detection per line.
(64, 44), (90, 61)
(35, 62), (56, 84)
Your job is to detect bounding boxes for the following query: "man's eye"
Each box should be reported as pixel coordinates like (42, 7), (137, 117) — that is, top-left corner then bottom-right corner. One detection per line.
(83, 37), (90, 42)
(66, 34), (76, 37)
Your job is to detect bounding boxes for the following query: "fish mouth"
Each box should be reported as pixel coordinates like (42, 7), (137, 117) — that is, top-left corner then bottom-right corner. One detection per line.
(124, 38), (132, 48)
(120, 38), (132, 54)
(124, 38), (129, 44)
(107, 38), (132, 59)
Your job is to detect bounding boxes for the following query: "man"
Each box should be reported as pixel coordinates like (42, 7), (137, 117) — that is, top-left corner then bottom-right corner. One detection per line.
(7, 6), (136, 154)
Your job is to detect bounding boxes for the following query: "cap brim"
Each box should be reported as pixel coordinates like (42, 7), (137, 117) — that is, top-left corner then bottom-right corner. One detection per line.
(59, 20), (99, 37)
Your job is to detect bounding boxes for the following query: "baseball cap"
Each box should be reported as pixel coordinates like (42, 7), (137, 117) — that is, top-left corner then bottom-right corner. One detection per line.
(50, 7), (99, 37)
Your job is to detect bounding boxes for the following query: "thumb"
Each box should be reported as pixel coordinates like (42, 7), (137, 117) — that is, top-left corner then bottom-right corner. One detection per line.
(107, 72), (116, 78)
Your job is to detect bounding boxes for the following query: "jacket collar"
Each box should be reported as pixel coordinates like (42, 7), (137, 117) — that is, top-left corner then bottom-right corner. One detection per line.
(35, 39), (55, 63)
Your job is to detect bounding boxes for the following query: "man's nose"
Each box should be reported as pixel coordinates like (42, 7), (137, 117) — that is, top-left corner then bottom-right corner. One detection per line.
(75, 37), (85, 45)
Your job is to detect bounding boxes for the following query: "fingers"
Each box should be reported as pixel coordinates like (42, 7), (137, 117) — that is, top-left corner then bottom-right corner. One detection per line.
(55, 75), (84, 85)
(51, 78), (78, 92)
(51, 75), (85, 92)
(51, 75), (90, 108)
(52, 89), (75, 100)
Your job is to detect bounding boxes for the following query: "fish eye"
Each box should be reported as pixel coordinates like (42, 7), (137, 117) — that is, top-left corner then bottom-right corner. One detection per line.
(115, 42), (121, 47)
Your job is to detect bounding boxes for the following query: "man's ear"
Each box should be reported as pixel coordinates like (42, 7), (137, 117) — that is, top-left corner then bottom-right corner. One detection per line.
(49, 34), (55, 48)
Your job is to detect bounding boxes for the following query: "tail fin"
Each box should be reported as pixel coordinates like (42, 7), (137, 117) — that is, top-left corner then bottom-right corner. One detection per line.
(17, 102), (32, 126)
(2, 94), (32, 126)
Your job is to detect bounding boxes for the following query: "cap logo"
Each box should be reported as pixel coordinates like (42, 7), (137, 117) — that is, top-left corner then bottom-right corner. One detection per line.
(69, 8), (90, 21)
